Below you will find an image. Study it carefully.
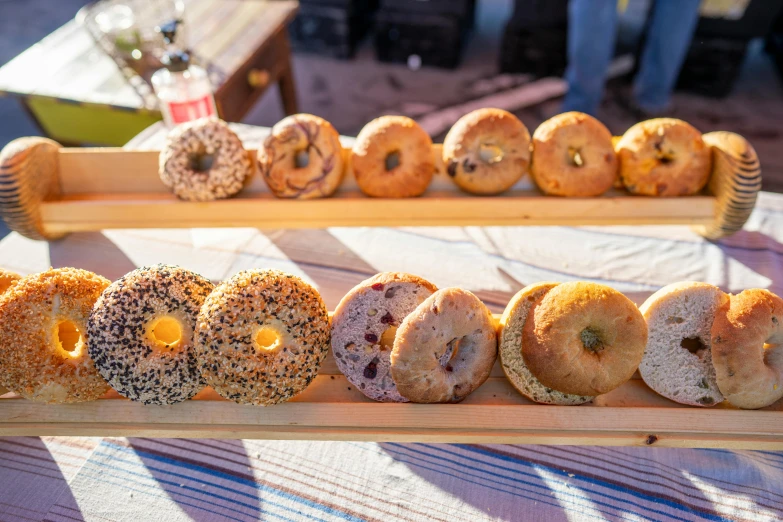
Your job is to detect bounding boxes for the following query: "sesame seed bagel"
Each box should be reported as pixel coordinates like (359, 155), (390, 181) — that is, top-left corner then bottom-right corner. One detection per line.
(391, 288), (497, 403)
(443, 108), (531, 195)
(639, 282), (728, 407)
(522, 282), (647, 396)
(530, 112), (618, 197)
(617, 118), (711, 196)
(258, 114), (345, 199)
(499, 282), (593, 405)
(88, 265), (214, 405)
(0, 268), (111, 403)
(711, 289), (783, 409)
(159, 117), (252, 201)
(331, 272), (437, 402)
(351, 116), (434, 198)
(196, 269), (330, 405)
(0, 269), (21, 295)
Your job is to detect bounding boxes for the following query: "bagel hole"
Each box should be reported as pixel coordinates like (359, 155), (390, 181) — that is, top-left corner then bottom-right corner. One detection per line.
(580, 327), (604, 353)
(681, 337), (707, 358)
(149, 317), (183, 351)
(567, 147), (584, 167)
(385, 150), (401, 171)
(188, 152), (215, 173)
(439, 337), (462, 371)
(380, 326), (398, 351)
(294, 149), (310, 169)
(255, 327), (281, 352)
(55, 320), (82, 357)
(479, 143), (504, 164)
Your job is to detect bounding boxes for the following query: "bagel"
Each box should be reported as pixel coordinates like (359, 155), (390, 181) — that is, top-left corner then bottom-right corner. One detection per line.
(391, 288), (497, 403)
(87, 265), (214, 405)
(617, 118), (711, 196)
(159, 117), (252, 201)
(0, 268), (111, 403)
(331, 272), (437, 402)
(351, 116), (434, 198)
(522, 282), (647, 396)
(258, 114), (345, 199)
(530, 112), (617, 197)
(442, 108), (531, 195)
(639, 282), (728, 407)
(711, 289), (783, 409)
(499, 282), (593, 405)
(196, 269), (330, 405)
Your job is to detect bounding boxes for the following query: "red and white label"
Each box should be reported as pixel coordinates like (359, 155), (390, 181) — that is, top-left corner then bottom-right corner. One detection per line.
(166, 95), (216, 124)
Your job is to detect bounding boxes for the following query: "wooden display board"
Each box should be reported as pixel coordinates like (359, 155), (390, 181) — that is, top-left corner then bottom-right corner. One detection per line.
(0, 131), (761, 241)
(1, 348), (781, 449)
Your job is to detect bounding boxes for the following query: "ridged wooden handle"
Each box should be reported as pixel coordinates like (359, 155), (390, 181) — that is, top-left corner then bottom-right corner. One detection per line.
(0, 137), (64, 241)
(694, 131), (761, 240)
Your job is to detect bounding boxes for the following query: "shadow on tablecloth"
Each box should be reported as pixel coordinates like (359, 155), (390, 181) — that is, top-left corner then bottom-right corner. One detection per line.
(0, 437), (89, 521)
(377, 443), (783, 521)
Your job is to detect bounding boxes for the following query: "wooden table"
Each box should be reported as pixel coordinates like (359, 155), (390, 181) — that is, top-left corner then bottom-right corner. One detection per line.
(0, 0), (298, 146)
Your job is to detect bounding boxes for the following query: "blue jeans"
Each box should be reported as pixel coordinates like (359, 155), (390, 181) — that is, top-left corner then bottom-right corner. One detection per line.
(562, 0), (701, 115)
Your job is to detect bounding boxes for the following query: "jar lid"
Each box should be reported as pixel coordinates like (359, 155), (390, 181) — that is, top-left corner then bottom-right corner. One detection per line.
(161, 50), (190, 73)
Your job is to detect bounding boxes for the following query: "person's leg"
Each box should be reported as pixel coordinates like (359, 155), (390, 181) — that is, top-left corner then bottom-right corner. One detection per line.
(633, 0), (701, 112)
(562, 0), (618, 115)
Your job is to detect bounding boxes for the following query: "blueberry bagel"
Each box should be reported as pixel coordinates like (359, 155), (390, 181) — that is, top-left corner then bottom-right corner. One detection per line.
(331, 272), (437, 402)
(88, 265), (214, 405)
(196, 269), (330, 405)
(0, 268), (111, 403)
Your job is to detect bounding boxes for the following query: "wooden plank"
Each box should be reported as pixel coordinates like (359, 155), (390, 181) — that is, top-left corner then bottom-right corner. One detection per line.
(47, 145), (716, 233)
(0, 376), (780, 447)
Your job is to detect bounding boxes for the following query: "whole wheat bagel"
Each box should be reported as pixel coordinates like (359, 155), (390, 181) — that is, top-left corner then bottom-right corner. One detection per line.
(522, 282), (647, 396)
(391, 288), (497, 403)
(711, 289), (783, 409)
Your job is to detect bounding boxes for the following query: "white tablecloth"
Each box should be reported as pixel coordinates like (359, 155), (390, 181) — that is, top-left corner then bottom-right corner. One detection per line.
(1, 127), (782, 521)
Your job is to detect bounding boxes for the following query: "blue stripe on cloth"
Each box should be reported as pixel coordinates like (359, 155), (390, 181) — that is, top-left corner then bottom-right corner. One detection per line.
(100, 442), (356, 521)
(371, 444), (628, 520)
(84, 455), (300, 522)
(376, 443), (661, 522)
(454, 445), (732, 522)
(78, 464), (250, 522)
(700, 449), (783, 472)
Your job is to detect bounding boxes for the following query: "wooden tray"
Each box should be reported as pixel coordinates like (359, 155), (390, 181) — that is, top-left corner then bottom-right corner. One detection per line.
(0, 320), (781, 449)
(0, 131), (761, 241)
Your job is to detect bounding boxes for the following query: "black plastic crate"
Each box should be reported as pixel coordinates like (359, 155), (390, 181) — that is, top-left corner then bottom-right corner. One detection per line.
(374, 10), (466, 69)
(507, 0), (568, 30)
(499, 25), (568, 77)
(379, 0), (475, 27)
(677, 37), (749, 98)
(289, 4), (371, 59)
(696, 0), (783, 39)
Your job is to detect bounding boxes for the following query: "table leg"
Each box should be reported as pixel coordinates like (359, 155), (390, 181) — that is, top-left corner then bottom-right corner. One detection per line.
(277, 34), (299, 115)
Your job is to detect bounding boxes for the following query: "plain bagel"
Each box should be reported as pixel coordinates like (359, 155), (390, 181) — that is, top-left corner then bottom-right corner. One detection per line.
(639, 282), (728, 407)
(499, 282), (594, 405)
(391, 288), (497, 403)
(711, 289), (783, 409)
(530, 112), (618, 197)
(351, 116), (434, 198)
(522, 281), (647, 396)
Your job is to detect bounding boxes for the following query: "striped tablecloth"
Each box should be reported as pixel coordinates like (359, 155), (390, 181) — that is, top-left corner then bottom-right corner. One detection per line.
(1, 133), (783, 520)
